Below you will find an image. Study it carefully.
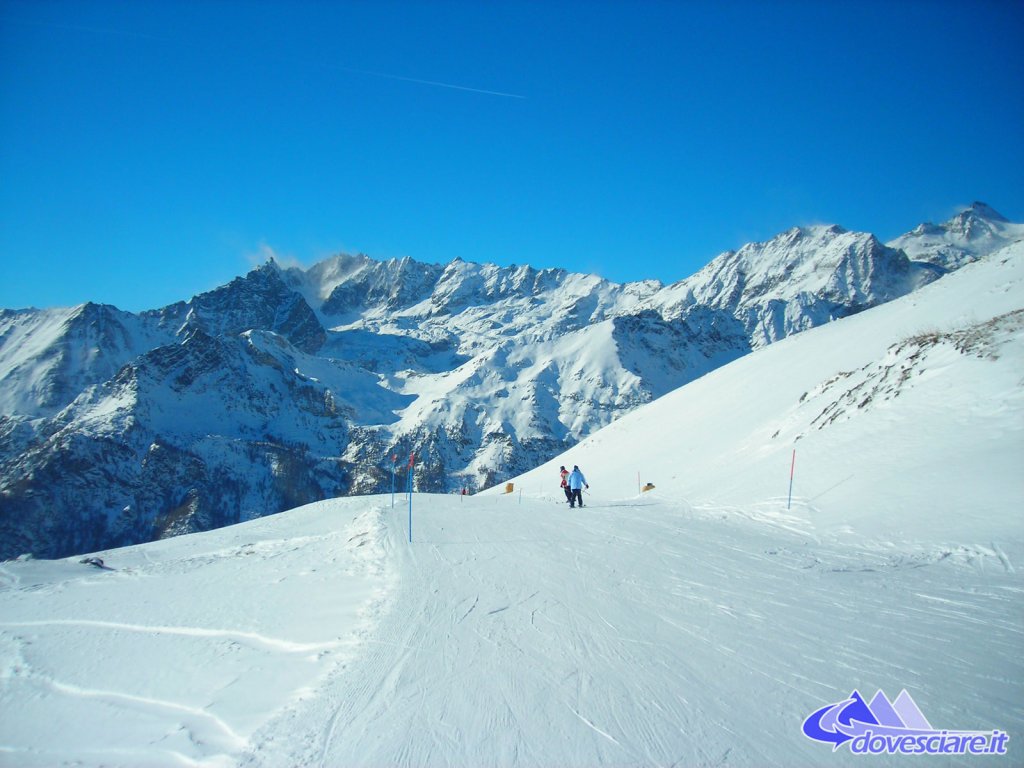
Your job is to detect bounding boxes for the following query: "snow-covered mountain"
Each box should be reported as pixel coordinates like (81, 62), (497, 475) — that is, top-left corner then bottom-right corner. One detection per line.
(1, 203), (1019, 560)
(647, 224), (944, 346)
(887, 201), (1024, 269)
(0, 303), (177, 418)
(1, 237), (1019, 767)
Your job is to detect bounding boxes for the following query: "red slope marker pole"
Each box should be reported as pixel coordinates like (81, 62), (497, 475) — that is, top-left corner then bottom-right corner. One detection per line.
(390, 454), (397, 509)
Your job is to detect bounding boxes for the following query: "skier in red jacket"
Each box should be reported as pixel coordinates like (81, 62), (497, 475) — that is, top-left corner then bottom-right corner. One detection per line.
(559, 466), (572, 505)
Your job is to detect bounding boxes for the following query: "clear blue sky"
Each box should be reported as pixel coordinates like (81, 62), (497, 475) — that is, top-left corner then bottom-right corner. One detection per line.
(2, 0), (1022, 312)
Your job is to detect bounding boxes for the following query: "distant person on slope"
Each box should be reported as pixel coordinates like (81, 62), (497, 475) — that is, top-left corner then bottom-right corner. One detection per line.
(568, 465), (589, 508)
(560, 466), (572, 505)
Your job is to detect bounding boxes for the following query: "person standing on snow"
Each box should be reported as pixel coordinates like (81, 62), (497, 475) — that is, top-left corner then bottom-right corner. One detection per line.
(559, 466), (572, 505)
(568, 465), (589, 508)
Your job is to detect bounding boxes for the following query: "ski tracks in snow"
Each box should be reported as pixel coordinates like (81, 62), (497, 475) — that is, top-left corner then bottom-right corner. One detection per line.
(5, 494), (1018, 766)
(246, 494), (1022, 768)
(0, 501), (396, 768)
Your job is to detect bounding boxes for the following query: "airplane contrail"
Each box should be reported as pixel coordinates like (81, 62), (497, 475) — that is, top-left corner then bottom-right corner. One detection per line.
(337, 65), (527, 99)
(9, 18), (525, 100)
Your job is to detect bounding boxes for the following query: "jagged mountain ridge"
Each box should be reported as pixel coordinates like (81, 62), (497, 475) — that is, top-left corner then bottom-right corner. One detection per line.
(0, 303), (176, 419)
(1, 204), (1019, 559)
(645, 224), (944, 346)
(887, 201), (1024, 270)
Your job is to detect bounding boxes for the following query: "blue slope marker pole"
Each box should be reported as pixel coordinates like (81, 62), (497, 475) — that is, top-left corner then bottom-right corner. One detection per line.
(787, 449), (796, 510)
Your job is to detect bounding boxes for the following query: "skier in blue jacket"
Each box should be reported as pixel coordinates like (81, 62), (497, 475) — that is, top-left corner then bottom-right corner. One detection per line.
(567, 465), (589, 508)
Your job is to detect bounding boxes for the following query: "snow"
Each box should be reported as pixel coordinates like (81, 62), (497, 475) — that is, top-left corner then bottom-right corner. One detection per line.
(0, 503), (394, 767)
(511, 243), (1024, 545)
(887, 203), (1024, 270)
(0, 303), (176, 419)
(0, 307), (109, 417)
(647, 225), (941, 348)
(1, 245), (1022, 766)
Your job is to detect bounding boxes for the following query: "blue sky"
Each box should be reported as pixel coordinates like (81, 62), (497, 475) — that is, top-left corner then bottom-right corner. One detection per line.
(1, 0), (1022, 312)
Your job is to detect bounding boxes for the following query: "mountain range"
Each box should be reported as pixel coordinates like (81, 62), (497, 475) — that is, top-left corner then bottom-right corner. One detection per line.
(1, 202), (1021, 560)
(2, 222), (1021, 766)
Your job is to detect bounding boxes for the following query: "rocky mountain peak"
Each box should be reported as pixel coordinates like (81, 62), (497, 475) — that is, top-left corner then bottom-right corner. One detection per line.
(181, 264), (326, 354)
(964, 201), (1009, 223)
(888, 202), (1023, 270)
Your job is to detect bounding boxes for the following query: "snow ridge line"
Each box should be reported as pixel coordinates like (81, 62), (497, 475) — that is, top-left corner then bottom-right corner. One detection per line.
(0, 619), (343, 653)
(44, 676), (247, 751)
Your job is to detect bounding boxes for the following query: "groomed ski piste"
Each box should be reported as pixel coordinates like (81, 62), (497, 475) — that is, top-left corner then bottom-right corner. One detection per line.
(1, 244), (1022, 767)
